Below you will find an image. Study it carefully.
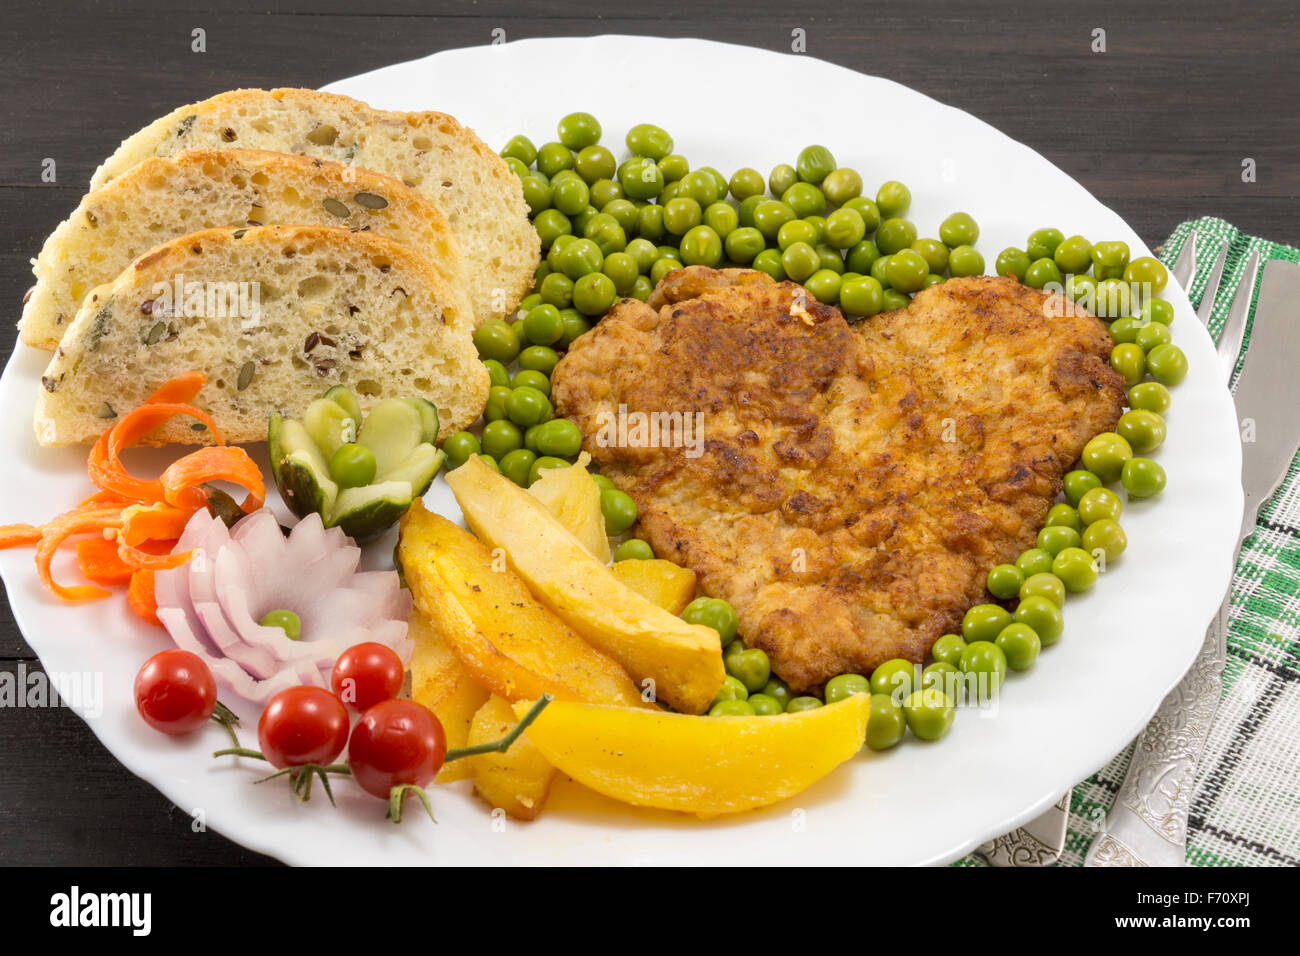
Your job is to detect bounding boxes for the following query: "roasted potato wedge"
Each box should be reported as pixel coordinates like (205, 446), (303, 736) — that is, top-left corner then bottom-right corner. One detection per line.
(608, 559), (697, 615)
(527, 452), (610, 563)
(447, 457), (725, 714)
(515, 694), (870, 817)
(398, 500), (647, 708)
(468, 694), (556, 821)
(408, 609), (488, 783)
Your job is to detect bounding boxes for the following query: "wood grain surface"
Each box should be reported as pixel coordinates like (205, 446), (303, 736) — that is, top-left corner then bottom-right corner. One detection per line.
(1, 0), (1296, 865)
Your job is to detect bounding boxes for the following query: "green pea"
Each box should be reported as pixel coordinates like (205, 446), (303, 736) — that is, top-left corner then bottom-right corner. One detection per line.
(795, 144), (837, 184)
(910, 237), (950, 274)
(865, 694), (907, 750)
(630, 206), (661, 243)
(509, 370), (549, 399)
(781, 241), (820, 283)
(629, 276), (654, 301)
(1124, 256), (1168, 295)
(1135, 322), (1173, 352)
(1095, 277), (1132, 318)
(532, 418), (581, 458)
(625, 123), (672, 160)
(1140, 297), (1175, 326)
(550, 176), (590, 217)
(557, 238), (602, 281)
(737, 194), (765, 229)
(559, 309), (592, 347)
(589, 178), (623, 209)
(614, 538), (654, 562)
(775, 220), (816, 251)
(761, 677), (793, 708)
(725, 646), (770, 693)
(503, 156), (530, 180)
(846, 239), (881, 275)
(649, 256), (682, 285)
(986, 563), (1025, 600)
(1078, 486), (1123, 525)
(709, 699), (755, 717)
(884, 250), (928, 293)
(823, 208), (867, 250)
(804, 269), (843, 305)
(1082, 432), (1133, 483)
(674, 169), (718, 207)
(1019, 572), (1065, 607)
(484, 385), (513, 422)
(875, 181), (911, 218)
(698, 167), (728, 199)
(752, 248), (786, 281)
(841, 198), (880, 234)
(1082, 518), (1127, 563)
(623, 237), (657, 274)
(782, 182), (827, 218)
(1024, 257), (1063, 290)
(724, 226), (766, 264)
(599, 252), (637, 295)
(939, 212), (980, 248)
(1128, 381), (1171, 414)
(1146, 344), (1188, 386)
(1117, 409), (1166, 454)
(602, 199), (639, 235)
(768, 163), (798, 197)
(572, 272), (617, 316)
(703, 201), (739, 239)
(960, 640), (1006, 698)
(1064, 469), (1103, 506)
(1110, 343), (1147, 386)
(1121, 457), (1166, 498)
(1026, 227), (1065, 262)
(532, 208), (572, 249)
(260, 608), (302, 641)
(573, 144), (616, 184)
(746, 693), (784, 716)
(518, 292), (543, 312)
(1109, 316), (1141, 344)
(501, 134), (537, 166)
(995, 247), (1032, 280)
(442, 431), (481, 470)
(584, 212), (627, 256)
(649, 154), (686, 185)
(753, 200), (797, 241)
(556, 112), (601, 150)
(824, 673), (870, 704)
(520, 174), (552, 215)
(881, 289), (911, 311)
(482, 359), (511, 388)
(870, 658), (918, 699)
(329, 442), (376, 489)
(995, 623), (1041, 672)
(948, 245), (985, 277)
(876, 217), (918, 255)
(1052, 546), (1099, 592)
(1053, 235), (1092, 274)
(679, 225), (724, 267)
(931, 633), (967, 667)
(505, 386), (553, 428)
(498, 448), (536, 487)
(1066, 273), (1097, 304)
(1015, 547), (1055, 577)
(535, 142), (574, 179)
(617, 157), (664, 201)
(903, 688), (954, 740)
(922, 662), (960, 697)
(728, 166), (766, 201)
(662, 197), (701, 237)
(600, 487), (637, 535)
(1090, 240), (1130, 279)
(480, 419), (523, 460)
(539, 272), (574, 309)
(520, 304), (563, 345)
(961, 604), (1013, 644)
(839, 275), (885, 318)
(1015, 595), (1064, 646)
(1045, 502), (1083, 532)
(1037, 524), (1082, 557)
(822, 167), (863, 205)
(472, 318), (521, 363)
(786, 696), (825, 714)
(713, 675), (750, 704)
(527, 455), (568, 485)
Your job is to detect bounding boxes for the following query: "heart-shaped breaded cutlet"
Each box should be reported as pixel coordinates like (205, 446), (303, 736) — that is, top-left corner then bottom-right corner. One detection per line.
(552, 267), (1125, 692)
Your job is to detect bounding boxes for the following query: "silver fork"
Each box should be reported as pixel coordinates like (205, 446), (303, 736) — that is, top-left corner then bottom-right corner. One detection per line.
(977, 230), (1253, 867)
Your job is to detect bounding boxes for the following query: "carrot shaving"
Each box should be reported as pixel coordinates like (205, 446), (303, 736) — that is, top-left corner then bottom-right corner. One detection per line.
(127, 570), (161, 627)
(6, 371), (264, 615)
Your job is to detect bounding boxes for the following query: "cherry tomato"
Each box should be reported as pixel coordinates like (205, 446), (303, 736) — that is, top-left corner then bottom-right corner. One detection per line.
(347, 699), (447, 799)
(331, 642), (405, 712)
(134, 649), (216, 735)
(257, 686), (350, 769)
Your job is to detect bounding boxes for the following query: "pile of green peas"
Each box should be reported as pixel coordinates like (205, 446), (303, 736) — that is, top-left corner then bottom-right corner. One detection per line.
(501, 112), (995, 322)
(491, 114), (1186, 745)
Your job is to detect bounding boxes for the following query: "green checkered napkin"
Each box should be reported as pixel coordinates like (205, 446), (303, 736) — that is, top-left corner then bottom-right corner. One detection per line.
(955, 218), (1300, 867)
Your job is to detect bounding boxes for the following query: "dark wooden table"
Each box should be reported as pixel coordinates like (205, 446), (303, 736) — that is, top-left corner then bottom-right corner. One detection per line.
(2, 0), (1296, 866)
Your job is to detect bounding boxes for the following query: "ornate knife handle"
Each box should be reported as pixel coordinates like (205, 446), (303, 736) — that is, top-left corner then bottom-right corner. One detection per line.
(1085, 597), (1228, 867)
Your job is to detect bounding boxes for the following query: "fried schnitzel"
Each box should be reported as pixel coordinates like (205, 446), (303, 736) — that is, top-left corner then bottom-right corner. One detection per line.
(552, 268), (1125, 691)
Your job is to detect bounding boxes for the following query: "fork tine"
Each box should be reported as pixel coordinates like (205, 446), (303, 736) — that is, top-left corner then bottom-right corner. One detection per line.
(1196, 240), (1230, 327)
(1217, 250), (1261, 384)
(1171, 231), (1198, 289)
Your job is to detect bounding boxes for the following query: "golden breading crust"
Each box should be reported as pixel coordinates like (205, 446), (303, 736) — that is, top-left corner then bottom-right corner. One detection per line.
(552, 268), (1125, 691)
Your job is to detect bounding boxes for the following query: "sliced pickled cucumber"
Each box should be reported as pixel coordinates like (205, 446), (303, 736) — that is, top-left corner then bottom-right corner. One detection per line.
(384, 443), (445, 498)
(332, 480), (415, 543)
(304, 397), (358, 460)
(269, 413), (339, 520)
(404, 397), (440, 444)
(324, 385), (362, 422)
(358, 398), (423, 476)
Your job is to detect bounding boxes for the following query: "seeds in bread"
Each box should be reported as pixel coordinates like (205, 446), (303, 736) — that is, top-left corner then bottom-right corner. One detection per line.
(20, 148), (473, 350)
(90, 88), (539, 326)
(34, 225), (489, 447)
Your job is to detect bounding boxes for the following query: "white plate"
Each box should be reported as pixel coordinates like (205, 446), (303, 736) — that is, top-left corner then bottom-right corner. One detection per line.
(1, 36), (1241, 866)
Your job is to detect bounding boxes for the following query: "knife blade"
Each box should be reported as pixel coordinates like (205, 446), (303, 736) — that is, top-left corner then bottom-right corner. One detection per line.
(1231, 258), (1300, 538)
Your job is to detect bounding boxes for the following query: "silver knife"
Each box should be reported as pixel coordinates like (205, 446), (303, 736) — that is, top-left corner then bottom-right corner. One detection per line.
(1086, 258), (1300, 866)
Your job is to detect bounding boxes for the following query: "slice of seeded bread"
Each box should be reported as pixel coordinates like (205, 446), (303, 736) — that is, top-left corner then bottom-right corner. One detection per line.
(89, 88), (539, 326)
(34, 225), (489, 447)
(20, 148), (473, 350)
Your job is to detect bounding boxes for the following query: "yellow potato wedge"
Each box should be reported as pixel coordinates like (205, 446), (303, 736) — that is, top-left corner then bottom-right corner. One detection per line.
(408, 609), (489, 783)
(527, 452), (610, 563)
(513, 695), (870, 817)
(609, 559), (697, 615)
(447, 456), (725, 714)
(468, 695), (556, 821)
(398, 500), (647, 708)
